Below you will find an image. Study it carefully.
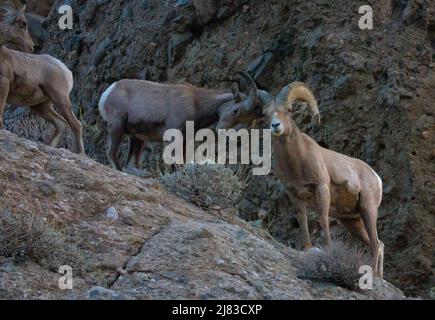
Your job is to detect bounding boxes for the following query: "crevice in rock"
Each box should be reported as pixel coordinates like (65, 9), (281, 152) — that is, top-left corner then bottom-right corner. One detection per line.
(220, 269), (270, 299)
(107, 223), (170, 288)
(428, 23), (435, 54)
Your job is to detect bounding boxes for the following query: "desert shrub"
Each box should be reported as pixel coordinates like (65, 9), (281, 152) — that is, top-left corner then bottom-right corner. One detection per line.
(296, 239), (370, 290)
(0, 209), (86, 273)
(160, 163), (251, 210)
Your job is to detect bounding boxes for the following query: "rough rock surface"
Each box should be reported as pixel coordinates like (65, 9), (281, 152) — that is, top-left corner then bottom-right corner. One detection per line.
(4, 0), (434, 297)
(0, 131), (405, 300)
(25, 0), (55, 17)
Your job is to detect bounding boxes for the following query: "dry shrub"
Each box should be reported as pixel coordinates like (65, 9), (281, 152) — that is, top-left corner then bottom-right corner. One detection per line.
(160, 163), (251, 210)
(0, 209), (86, 273)
(296, 239), (370, 290)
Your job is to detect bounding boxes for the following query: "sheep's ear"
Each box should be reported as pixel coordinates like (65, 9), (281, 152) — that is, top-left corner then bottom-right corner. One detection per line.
(14, 5), (26, 20)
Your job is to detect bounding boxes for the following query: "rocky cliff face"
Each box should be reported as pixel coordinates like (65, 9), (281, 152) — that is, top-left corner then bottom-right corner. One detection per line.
(0, 130), (405, 299)
(26, 0), (54, 17)
(3, 0), (434, 297)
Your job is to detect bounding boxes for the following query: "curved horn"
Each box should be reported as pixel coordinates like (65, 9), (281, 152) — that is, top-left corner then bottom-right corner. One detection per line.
(276, 81), (320, 125)
(258, 90), (273, 105)
(237, 71), (258, 112)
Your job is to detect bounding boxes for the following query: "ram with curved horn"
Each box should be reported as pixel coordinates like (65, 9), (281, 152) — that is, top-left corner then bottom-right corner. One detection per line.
(98, 73), (259, 171)
(217, 73), (320, 130)
(218, 75), (384, 278)
(215, 71), (260, 130)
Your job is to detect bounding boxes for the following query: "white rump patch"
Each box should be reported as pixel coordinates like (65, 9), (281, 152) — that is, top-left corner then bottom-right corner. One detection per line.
(371, 168), (383, 205)
(98, 82), (117, 121)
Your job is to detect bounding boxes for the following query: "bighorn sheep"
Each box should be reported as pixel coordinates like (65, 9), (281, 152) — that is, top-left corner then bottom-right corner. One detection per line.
(98, 74), (258, 171)
(0, 1), (84, 153)
(218, 74), (384, 278)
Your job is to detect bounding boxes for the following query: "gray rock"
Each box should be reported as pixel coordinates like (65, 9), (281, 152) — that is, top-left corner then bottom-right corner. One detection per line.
(216, 6), (231, 19)
(333, 74), (357, 99)
(121, 5), (133, 19)
(64, 34), (82, 53)
(246, 52), (275, 87)
(106, 207), (119, 221)
(193, 0), (217, 25)
(377, 69), (402, 108)
(364, 136), (381, 167)
(34, 180), (57, 196)
(122, 167), (152, 178)
(238, 198), (257, 220)
(87, 286), (132, 300)
(176, 0), (191, 7)
(168, 32), (193, 67)
(25, 13), (46, 44)
(92, 38), (112, 66)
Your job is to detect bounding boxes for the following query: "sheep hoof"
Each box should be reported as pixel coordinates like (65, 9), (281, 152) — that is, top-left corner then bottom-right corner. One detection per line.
(302, 244), (313, 251)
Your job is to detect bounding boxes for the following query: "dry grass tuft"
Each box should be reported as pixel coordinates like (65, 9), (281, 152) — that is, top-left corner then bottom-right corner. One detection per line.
(160, 163), (251, 210)
(296, 239), (370, 290)
(0, 209), (86, 273)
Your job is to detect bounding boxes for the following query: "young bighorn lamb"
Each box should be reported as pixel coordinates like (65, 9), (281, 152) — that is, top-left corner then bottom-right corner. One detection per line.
(0, 2), (84, 153)
(98, 73), (258, 170)
(218, 75), (384, 278)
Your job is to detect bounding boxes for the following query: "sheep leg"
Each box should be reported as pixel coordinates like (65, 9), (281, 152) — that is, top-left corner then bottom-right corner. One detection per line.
(360, 197), (383, 278)
(107, 122), (124, 171)
(337, 217), (370, 246)
(126, 136), (138, 169)
(296, 203), (312, 250)
(316, 184), (332, 246)
(287, 191), (312, 250)
(0, 76), (10, 130)
(56, 101), (84, 154)
(127, 137), (146, 169)
(135, 141), (148, 170)
(378, 240), (384, 279)
(31, 102), (68, 147)
(43, 87), (84, 154)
